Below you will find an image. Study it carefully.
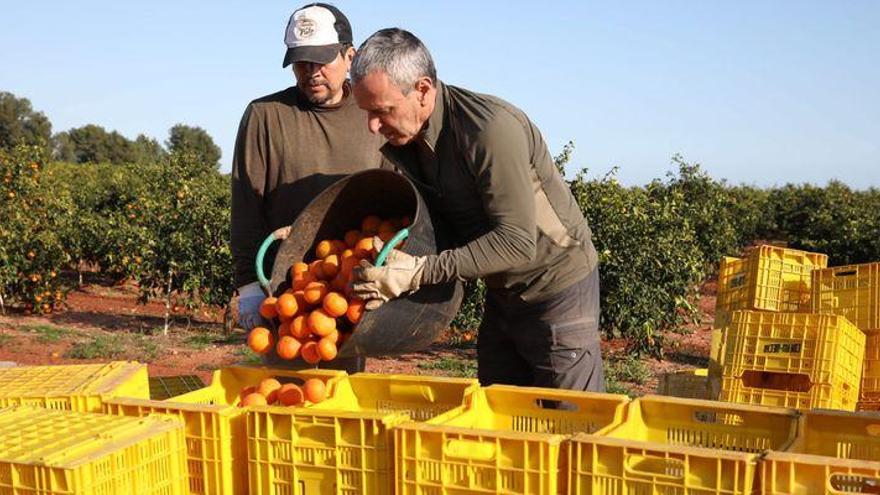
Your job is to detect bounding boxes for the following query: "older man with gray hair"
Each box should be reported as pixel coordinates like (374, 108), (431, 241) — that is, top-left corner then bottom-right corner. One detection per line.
(349, 28), (605, 392)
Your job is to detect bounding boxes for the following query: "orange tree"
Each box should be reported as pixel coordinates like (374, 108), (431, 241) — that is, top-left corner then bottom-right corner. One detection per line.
(132, 152), (232, 334)
(0, 144), (71, 314)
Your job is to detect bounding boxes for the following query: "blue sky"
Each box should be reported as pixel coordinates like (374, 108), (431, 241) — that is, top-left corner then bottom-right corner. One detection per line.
(2, 1), (877, 187)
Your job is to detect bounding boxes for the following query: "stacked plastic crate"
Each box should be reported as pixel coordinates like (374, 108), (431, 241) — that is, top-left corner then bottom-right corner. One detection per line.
(811, 262), (880, 411)
(711, 245), (867, 411)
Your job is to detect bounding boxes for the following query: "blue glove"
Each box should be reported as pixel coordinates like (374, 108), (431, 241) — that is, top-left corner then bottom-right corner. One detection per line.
(235, 281), (266, 330)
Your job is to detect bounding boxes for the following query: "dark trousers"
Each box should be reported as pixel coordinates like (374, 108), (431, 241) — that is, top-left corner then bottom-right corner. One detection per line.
(477, 268), (605, 392)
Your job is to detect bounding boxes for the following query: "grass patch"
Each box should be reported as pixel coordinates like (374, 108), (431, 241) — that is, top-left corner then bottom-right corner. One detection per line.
(184, 333), (218, 350)
(418, 356), (477, 378)
(234, 347), (263, 366)
(17, 323), (80, 343)
(66, 335), (127, 359)
(65, 333), (160, 360)
(0, 333), (14, 347)
(604, 354), (651, 397)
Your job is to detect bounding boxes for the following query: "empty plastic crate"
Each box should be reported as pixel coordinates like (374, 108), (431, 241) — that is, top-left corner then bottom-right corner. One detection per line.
(715, 246), (828, 326)
(657, 368), (709, 399)
(247, 373), (480, 495)
(812, 262), (880, 332)
(568, 395), (799, 495)
(104, 365), (345, 495)
(394, 384), (630, 495)
(762, 408), (880, 494)
(0, 361), (149, 412)
(0, 405), (189, 494)
(720, 311), (865, 411)
(863, 332), (880, 402)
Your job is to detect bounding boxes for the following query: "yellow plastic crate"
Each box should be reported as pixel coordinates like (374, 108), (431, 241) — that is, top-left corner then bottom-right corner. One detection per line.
(247, 373), (480, 495)
(762, 408), (880, 494)
(715, 246), (828, 326)
(812, 262), (880, 332)
(657, 368), (709, 399)
(0, 405), (189, 494)
(104, 365), (346, 495)
(0, 361), (149, 412)
(395, 385), (630, 495)
(568, 395), (799, 495)
(858, 401), (880, 412)
(720, 311), (865, 411)
(863, 332), (880, 402)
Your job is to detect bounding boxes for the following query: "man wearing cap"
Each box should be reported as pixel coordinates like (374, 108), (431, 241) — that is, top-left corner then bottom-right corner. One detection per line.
(349, 29), (605, 392)
(230, 4), (385, 371)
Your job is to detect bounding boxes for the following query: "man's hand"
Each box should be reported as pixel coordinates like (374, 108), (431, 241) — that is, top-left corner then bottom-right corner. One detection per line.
(230, 281), (266, 330)
(351, 237), (426, 310)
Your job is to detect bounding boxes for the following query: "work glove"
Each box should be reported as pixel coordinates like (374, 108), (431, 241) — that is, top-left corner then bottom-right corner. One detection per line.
(231, 281), (266, 330)
(351, 237), (426, 311)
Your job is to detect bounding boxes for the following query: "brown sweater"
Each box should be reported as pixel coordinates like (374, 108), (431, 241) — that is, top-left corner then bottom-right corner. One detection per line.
(231, 83), (386, 287)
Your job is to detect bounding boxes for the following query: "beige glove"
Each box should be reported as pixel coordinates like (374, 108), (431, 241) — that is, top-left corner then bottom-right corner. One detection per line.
(351, 237), (426, 311)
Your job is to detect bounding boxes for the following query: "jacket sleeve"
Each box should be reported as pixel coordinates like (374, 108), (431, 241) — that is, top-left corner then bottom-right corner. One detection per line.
(419, 114), (537, 284)
(230, 104), (271, 288)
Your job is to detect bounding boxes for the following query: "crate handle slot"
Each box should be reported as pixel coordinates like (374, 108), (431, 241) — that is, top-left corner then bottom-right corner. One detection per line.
(867, 424), (880, 436)
(529, 398), (580, 411)
(741, 370), (812, 392)
(444, 439), (496, 461)
(623, 454), (685, 479)
(692, 410), (744, 425)
(833, 270), (858, 277)
(829, 474), (880, 494)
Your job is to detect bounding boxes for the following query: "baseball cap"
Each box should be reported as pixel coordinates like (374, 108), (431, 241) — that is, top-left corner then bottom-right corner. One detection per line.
(283, 3), (353, 67)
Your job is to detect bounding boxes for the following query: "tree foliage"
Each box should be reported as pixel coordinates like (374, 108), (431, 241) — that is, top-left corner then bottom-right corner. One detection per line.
(166, 124), (222, 169)
(0, 92), (52, 152)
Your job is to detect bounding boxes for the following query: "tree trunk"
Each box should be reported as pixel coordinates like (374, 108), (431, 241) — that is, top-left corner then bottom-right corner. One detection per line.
(163, 269), (173, 336)
(78, 258), (84, 287)
(0, 292), (5, 315)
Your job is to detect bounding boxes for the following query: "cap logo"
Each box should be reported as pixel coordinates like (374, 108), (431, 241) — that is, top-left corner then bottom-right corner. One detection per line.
(295, 17), (317, 40)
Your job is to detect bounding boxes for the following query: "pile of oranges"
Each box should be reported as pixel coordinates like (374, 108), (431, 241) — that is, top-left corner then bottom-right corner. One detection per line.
(247, 214), (410, 364)
(238, 376), (327, 407)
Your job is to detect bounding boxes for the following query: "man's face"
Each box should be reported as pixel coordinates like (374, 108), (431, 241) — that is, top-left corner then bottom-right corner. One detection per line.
(293, 46), (354, 106)
(353, 70), (432, 146)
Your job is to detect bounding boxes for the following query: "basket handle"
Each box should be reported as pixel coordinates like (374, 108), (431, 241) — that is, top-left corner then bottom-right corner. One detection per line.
(374, 228), (410, 267)
(255, 226), (292, 291)
(827, 474), (880, 494)
(623, 454), (685, 479)
(443, 439), (496, 461)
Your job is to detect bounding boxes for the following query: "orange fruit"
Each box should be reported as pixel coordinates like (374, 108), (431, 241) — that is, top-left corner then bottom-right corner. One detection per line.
(303, 281), (328, 305)
(316, 240), (339, 259)
(317, 338), (338, 361)
(378, 219), (395, 233)
(361, 215), (382, 235)
(331, 240), (347, 255)
(277, 320), (291, 337)
(240, 392), (268, 407)
(301, 341), (321, 365)
(278, 383), (305, 406)
(378, 230), (395, 242)
(340, 256), (358, 278)
(308, 309), (336, 337)
(239, 385), (256, 401)
(303, 378), (327, 403)
(289, 315), (310, 339)
(248, 327), (274, 354)
(323, 292), (348, 318)
(330, 273), (348, 292)
(290, 262), (309, 280)
(259, 297), (278, 319)
(276, 336), (302, 360)
(258, 378), (282, 403)
(346, 299), (365, 324)
(275, 293), (299, 319)
(344, 230), (361, 248)
(309, 260), (326, 280)
(354, 237), (374, 259)
(291, 290), (308, 311)
(325, 329), (340, 344)
(322, 254), (339, 278)
(293, 271), (316, 291)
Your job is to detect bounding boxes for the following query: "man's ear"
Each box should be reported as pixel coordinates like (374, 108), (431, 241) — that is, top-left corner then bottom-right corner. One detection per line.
(415, 77), (434, 105)
(344, 46), (356, 64)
